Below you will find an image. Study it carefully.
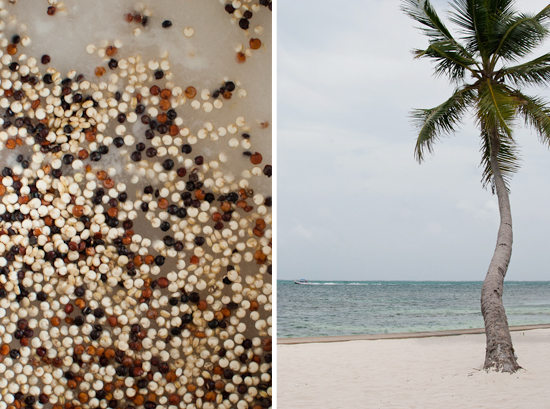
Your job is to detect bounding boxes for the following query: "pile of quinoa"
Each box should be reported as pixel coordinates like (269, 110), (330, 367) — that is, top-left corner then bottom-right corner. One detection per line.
(0, 1), (272, 409)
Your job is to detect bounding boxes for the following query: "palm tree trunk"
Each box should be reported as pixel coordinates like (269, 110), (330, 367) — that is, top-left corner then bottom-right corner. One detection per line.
(481, 134), (520, 373)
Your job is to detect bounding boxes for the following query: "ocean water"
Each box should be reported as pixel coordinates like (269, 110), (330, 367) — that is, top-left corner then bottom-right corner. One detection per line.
(277, 281), (550, 338)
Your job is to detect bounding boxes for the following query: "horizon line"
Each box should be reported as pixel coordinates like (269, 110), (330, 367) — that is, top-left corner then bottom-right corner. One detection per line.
(277, 279), (550, 282)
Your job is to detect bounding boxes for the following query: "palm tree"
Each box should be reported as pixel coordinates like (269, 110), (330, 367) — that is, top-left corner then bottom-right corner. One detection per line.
(402, 0), (550, 373)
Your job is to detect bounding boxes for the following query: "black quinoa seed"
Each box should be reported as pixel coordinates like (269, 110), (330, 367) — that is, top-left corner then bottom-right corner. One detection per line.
(163, 236), (175, 246)
(167, 205), (178, 215)
(239, 18), (249, 30)
(90, 152), (102, 161)
(162, 159), (174, 170)
(113, 137), (124, 147)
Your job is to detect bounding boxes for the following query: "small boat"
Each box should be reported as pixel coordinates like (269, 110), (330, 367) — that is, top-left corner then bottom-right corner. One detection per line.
(294, 279), (309, 284)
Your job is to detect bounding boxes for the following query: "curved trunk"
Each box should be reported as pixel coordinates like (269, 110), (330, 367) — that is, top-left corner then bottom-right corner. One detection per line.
(481, 135), (520, 373)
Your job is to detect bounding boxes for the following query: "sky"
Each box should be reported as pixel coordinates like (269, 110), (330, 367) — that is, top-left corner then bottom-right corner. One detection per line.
(277, 0), (550, 281)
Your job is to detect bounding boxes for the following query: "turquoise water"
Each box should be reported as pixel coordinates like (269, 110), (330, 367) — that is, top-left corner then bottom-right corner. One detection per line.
(277, 281), (550, 338)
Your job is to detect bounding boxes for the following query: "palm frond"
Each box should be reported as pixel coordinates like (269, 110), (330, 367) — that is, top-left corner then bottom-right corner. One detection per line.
(490, 13), (550, 65)
(414, 41), (478, 82)
(484, 0), (516, 19)
(449, 0), (490, 58)
(499, 53), (550, 87)
(483, 0), (518, 53)
(402, 0), (477, 63)
(479, 128), (520, 192)
(514, 92), (550, 148)
(534, 4), (550, 24)
(402, 0), (456, 44)
(411, 87), (475, 162)
(475, 80), (516, 138)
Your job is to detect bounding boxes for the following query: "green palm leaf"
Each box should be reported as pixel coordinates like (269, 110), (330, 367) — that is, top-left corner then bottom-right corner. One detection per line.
(414, 41), (478, 81)
(449, 0), (490, 57)
(484, 0), (516, 18)
(402, 0), (456, 44)
(412, 87), (476, 162)
(475, 80), (516, 137)
(490, 12), (550, 65)
(500, 53), (550, 87)
(514, 92), (550, 148)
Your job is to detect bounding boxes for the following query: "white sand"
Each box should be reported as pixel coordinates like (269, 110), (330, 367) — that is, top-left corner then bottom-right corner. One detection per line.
(277, 329), (550, 408)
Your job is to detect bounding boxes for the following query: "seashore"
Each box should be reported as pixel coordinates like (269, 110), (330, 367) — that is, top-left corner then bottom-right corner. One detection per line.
(278, 325), (550, 409)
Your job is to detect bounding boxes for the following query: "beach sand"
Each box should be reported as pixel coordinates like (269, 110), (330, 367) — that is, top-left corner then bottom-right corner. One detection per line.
(277, 326), (550, 408)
